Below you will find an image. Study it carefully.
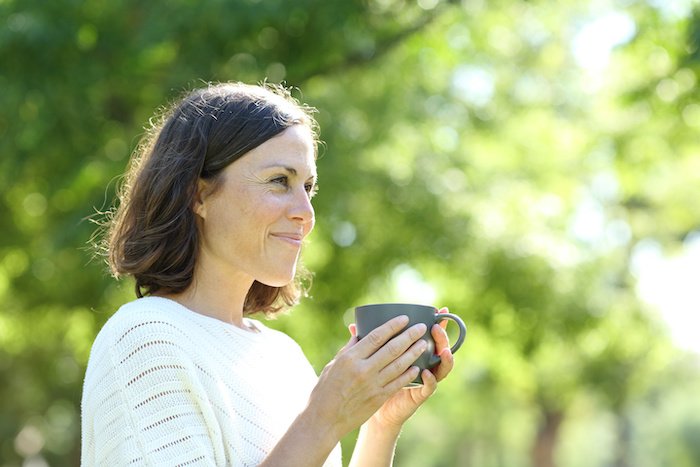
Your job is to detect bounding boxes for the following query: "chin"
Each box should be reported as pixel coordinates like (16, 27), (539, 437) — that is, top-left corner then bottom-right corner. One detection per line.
(259, 270), (297, 288)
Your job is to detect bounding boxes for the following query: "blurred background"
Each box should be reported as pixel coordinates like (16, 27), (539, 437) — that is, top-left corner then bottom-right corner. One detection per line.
(1, 0), (699, 465)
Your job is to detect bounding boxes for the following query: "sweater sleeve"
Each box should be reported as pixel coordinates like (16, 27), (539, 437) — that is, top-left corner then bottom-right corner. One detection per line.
(81, 313), (224, 466)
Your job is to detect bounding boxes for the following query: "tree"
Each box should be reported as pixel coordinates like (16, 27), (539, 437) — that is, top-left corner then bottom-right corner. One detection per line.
(1, 0), (699, 466)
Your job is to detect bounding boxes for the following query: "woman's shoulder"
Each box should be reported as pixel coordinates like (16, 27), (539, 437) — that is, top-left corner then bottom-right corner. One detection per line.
(90, 296), (195, 353)
(83, 297), (203, 392)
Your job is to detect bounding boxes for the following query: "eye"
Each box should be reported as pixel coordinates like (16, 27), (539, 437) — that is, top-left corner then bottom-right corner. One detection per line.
(305, 182), (318, 198)
(271, 175), (289, 187)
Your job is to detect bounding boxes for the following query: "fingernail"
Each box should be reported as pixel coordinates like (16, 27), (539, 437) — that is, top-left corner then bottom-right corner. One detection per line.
(418, 340), (427, 352)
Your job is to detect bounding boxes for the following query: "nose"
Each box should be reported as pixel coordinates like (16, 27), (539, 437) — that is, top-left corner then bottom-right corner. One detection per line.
(289, 187), (315, 228)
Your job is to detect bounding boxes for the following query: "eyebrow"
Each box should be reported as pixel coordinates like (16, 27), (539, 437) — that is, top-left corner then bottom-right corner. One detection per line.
(263, 164), (316, 179)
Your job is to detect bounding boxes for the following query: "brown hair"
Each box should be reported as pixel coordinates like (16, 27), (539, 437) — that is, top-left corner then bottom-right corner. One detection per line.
(104, 82), (318, 316)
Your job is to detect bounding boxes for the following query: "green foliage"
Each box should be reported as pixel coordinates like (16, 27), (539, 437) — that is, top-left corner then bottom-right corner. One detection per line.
(1, 0), (699, 466)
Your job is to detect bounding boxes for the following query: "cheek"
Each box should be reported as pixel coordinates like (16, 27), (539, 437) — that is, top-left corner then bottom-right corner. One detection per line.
(208, 185), (289, 240)
(202, 191), (247, 240)
(238, 191), (288, 228)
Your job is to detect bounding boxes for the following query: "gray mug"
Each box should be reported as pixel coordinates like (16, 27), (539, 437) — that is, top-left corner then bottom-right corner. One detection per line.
(355, 303), (467, 386)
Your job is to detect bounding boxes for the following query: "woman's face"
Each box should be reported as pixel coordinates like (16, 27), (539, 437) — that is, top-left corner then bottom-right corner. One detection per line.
(194, 125), (317, 287)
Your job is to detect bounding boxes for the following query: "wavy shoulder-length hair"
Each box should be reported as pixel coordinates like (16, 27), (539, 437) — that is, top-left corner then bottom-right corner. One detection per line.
(103, 82), (319, 316)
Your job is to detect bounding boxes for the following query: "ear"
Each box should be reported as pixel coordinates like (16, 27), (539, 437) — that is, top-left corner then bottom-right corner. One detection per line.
(193, 178), (212, 219)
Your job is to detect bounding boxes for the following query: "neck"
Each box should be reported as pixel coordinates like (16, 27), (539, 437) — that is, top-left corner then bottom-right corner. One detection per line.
(162, 258), (254, 328)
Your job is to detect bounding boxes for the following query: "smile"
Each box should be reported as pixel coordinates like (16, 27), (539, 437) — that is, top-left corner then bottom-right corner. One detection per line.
(270, 233), (303, 247)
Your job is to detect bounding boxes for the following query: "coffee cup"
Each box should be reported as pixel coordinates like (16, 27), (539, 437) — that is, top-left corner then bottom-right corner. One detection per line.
(354, 303), (467, 386)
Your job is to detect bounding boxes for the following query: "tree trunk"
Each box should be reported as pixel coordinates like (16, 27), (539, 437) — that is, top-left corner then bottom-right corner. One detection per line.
(614, 411), (631, 467)
(531, 410), (563, 467)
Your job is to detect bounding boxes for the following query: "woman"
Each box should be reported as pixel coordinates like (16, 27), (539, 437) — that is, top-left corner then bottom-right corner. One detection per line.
(81, 82), (455, 466)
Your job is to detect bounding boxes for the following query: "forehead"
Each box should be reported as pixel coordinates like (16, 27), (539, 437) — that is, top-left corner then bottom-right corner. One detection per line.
(240, 125), (317, 173)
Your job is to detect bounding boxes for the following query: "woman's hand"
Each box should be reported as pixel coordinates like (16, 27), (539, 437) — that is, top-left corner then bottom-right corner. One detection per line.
(358, 307), (455, 431)
(307, 315), (429, 440)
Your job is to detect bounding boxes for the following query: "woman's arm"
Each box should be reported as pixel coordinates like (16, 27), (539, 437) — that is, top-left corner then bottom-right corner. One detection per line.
(258, 401), (344, 467)
(261, 310), (456, 467)
(349, 311), (456, 467)
(348, 417), (402, 467)
(259, 315), (428, 467)
(347, 368), (442, 467)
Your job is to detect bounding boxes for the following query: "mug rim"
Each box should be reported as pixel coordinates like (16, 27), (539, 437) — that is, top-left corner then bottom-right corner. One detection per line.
(355, 302), (436, 309)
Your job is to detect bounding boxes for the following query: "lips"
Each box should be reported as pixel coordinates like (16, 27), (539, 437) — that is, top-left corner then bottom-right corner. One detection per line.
(270, 232), (304, 247)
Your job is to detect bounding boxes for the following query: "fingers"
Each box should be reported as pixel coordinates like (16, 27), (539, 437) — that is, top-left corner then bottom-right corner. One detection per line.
(432, 323), (450, 353)
(338, 333), (359, 353)
(382, 366), (422, 394)
(432, 307), (456, 382)
(348, 317), (426, 387)
(431, 316), (455, 382)
(377, 338), (427, 384)
(368, 322), (427, 370)
(353, 315), (411, 359)
(354, 315), (408, 358)
(431, 348), (454, 382)
(437, 307), (449, 330)
(418, 369), (438, 399)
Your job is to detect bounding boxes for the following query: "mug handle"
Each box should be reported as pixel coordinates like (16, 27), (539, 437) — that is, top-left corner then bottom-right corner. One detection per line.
(428, 313), (467, 367)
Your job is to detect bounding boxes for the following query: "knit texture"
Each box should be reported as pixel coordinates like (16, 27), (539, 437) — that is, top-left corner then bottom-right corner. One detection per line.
(81, 296), (342, 466)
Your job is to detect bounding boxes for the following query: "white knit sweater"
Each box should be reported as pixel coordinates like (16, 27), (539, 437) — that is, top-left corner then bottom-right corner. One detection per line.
(81, 296), (342, 466)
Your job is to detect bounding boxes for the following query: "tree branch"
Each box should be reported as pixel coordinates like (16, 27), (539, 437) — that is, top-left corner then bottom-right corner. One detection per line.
(297, 2), (457, 83)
